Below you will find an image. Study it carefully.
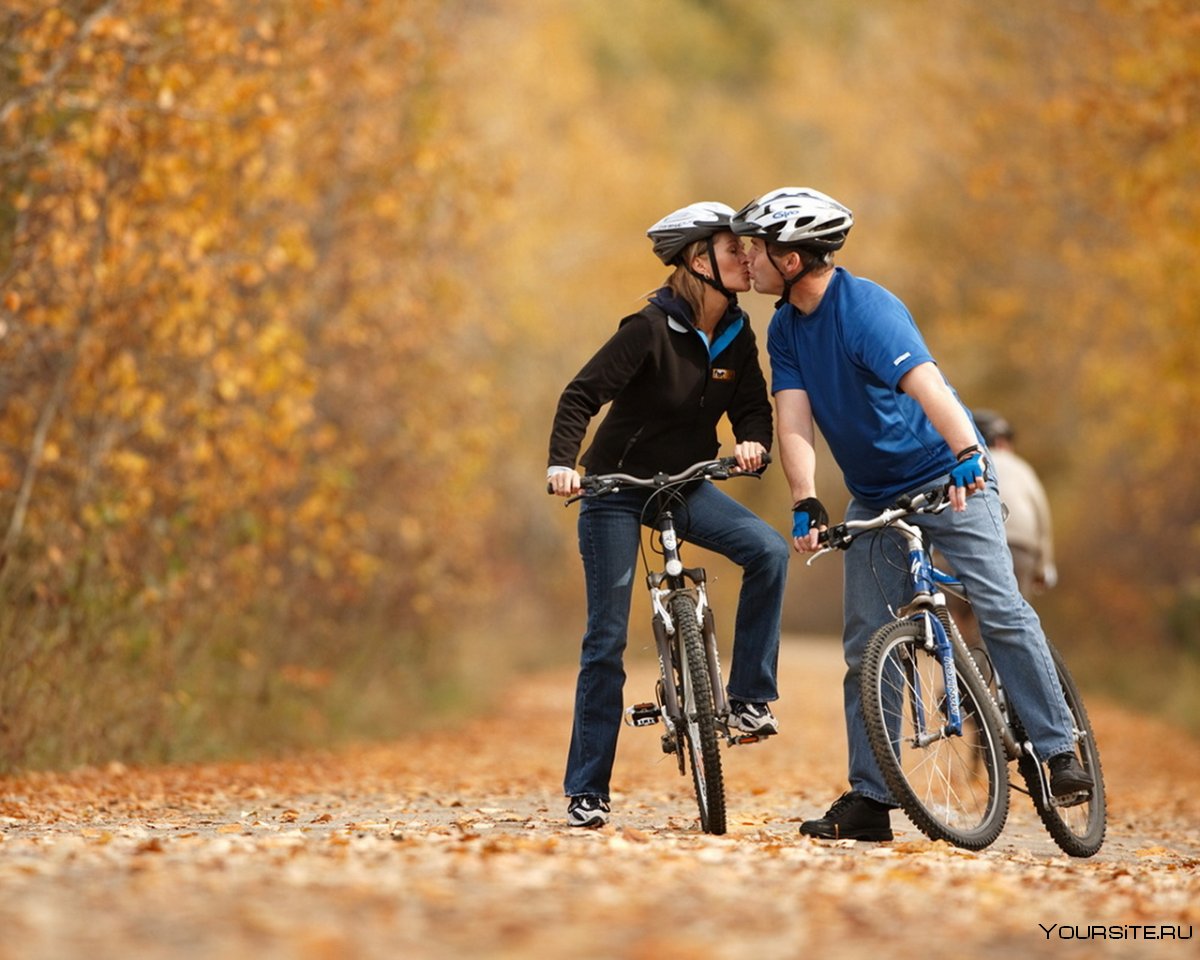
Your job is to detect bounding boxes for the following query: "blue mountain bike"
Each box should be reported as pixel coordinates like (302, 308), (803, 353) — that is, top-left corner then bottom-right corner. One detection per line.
(811, 486), (1106, 856)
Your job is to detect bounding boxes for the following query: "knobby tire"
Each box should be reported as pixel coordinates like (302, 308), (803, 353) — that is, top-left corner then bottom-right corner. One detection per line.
(861, 617), (1010, 850)
(670, 593), (726, 835)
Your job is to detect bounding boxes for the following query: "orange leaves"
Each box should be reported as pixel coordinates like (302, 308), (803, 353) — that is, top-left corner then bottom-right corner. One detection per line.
(0, 642), (1197, 958)
(0, 0), (498, 769)
(869, 3), (1200, 682)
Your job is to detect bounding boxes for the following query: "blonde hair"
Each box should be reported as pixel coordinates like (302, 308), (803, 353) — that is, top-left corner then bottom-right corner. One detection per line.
(664, 238), (711, 321)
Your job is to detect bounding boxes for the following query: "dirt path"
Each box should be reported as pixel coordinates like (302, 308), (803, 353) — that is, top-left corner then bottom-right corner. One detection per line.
(1, 638), (1197, 959)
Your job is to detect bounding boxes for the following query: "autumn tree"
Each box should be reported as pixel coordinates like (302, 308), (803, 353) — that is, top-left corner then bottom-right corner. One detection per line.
(901, 0), (1200, 714)
(0, 0), (507, 770)
(5, 0), (1197, 772)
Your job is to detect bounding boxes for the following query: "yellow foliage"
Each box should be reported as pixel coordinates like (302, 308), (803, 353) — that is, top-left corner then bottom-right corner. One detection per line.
(0, 0), (513, 768)
(3, 0), (1197, 769)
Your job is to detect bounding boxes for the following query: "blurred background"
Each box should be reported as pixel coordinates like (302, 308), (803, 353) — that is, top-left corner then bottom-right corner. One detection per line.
(1, 0), (1197, 772)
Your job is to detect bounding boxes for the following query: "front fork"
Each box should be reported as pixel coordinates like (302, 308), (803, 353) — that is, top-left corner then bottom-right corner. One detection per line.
(701, 604), (729, 717)
(641, 576), (756, 755)
(906, 605), (965, 741)
(625, 512), (738, 749)
(649, 577), (723, 718)
(643, 584), (696, 766)
(900, 596), (1028, 750)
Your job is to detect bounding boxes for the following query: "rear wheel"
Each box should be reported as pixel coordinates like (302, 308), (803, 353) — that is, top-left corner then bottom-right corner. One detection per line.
(861, 617), (1010, 849)
(1016, 641), (1107, 857)
(670, 593), (726, 835)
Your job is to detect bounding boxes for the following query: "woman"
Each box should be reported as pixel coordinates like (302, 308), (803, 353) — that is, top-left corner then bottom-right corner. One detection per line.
(546, 202), (790, 828)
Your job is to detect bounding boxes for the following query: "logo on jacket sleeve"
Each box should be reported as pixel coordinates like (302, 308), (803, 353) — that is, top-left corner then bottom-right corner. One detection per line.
(711, 368), (735, 381)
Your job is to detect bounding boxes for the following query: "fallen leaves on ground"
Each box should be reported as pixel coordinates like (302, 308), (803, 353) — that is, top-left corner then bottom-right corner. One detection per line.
(1, 639), (1197, 960)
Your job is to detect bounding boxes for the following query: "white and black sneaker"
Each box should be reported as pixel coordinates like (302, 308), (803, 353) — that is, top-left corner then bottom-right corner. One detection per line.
(567, 795), (610, 828)
(728, 700), (779, 737)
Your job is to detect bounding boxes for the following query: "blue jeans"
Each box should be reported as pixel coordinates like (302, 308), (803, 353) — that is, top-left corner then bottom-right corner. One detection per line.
(841, 477), (1076, 805)
(564, 481), (790, 800)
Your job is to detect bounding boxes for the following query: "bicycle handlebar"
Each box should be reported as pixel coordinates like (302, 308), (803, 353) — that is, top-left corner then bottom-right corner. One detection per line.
(806, 484), (951, 564)
(551, 454), (771, 505)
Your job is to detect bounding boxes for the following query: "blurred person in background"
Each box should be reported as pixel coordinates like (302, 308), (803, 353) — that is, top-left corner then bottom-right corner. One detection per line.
(732, 186), (1092, 842)
(972, 409), (1057, 597)
(545, 202), (790, 829)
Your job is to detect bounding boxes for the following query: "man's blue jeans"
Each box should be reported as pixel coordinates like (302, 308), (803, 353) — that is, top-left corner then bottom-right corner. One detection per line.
(564, 481), (790, 800)
(841, 477), (1077, 805)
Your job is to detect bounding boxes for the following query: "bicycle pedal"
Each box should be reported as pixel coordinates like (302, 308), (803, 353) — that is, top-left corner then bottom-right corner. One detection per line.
(624, 702), (661, 728)
(729, 733), (765, 746)
(1053, 790), (1090, 809)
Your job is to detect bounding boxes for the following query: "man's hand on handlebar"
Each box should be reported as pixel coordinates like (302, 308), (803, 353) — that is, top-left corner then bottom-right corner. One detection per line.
(791, 496), (828, 554)
(948, 446), (988, 512)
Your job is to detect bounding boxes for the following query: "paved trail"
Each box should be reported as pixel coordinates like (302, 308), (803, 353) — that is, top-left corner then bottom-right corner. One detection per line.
(1, 638), (1197, 959)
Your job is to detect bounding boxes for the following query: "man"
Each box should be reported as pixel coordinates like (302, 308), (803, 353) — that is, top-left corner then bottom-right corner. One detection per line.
(972, 409), (1057, 598)
(731, 187), (1091, 841)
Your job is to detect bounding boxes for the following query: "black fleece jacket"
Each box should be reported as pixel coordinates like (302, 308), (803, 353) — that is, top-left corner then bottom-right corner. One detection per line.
(547, 291), (773, 478)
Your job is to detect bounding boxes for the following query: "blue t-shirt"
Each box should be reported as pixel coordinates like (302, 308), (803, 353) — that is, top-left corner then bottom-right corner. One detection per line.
(767, 267), (970, 506)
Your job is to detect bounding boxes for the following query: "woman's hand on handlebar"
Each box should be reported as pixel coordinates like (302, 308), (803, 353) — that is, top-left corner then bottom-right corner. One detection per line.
(547, 467), (582, 498)
(733, 441), (768, 475)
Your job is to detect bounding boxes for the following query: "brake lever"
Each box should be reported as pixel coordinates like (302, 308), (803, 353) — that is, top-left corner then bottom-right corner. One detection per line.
(805, 546), (835, 567)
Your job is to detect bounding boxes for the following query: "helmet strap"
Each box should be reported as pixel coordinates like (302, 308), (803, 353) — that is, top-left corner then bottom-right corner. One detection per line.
(683, 236), (737, 304)
(768, 249), (821, 309)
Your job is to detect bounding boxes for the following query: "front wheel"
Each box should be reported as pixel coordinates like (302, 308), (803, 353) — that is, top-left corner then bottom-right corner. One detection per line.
(670, 593), (726, 834)
(861, 617), (1010, 850)
(1015, 641), (1107, 857)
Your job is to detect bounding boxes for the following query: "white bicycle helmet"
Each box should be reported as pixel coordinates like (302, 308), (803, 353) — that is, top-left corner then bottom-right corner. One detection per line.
(731, 187), (853, 251)
(646, 201), (737, 265)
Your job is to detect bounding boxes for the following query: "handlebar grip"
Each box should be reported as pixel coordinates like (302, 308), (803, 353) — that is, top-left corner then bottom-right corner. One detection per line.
(547, 473), (595, 496)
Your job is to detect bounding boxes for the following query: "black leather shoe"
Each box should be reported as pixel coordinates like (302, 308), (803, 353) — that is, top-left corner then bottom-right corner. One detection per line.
(800, 791), (893, 841)
(1048, 753), (1094, 798)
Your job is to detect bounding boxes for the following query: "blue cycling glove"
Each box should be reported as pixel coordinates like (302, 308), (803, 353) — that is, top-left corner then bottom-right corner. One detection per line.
(949, 446), (988, 489)
(792, 497), (829, 538)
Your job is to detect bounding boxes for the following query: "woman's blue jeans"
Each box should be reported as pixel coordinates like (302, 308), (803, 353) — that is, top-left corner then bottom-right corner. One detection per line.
(841, 477), (1077, 805)
(564, 481), (790, 800)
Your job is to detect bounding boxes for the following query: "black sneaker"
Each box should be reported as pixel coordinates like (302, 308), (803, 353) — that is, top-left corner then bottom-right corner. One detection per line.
(728, 700), (779, 736)
(567, 795), (610, 828)
(799, 791), (893, 841)
(1048, 753), (1094, 798)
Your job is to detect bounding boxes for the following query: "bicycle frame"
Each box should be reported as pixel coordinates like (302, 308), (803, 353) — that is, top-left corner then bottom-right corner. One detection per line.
(812, 490), (1014, 754)
(923, 543), (1081, 811)
(890, 518), (964, 740)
